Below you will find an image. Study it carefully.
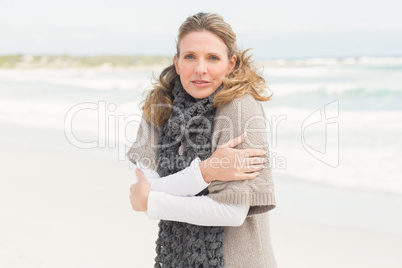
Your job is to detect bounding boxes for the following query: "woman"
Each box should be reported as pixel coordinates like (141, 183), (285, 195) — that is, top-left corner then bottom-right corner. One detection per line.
(128, 12), (276, 268)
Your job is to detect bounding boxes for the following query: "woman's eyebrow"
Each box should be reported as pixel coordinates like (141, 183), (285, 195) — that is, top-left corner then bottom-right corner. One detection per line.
(206, 52), (224, 56)
(181, 50), (195, 54)
(181, 51), (224, 57)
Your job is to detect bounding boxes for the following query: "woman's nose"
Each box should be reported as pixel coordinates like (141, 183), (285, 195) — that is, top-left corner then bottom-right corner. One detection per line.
(195, 60), (207, 74)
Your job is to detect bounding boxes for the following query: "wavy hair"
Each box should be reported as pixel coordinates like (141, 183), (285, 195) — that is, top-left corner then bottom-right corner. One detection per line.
(141, 12), (272, 127)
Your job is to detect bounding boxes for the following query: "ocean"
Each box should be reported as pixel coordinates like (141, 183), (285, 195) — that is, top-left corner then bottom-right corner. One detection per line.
(1, 57), (401, 194)
(261, 57), (402, 195)
(1, 57), (402, 235)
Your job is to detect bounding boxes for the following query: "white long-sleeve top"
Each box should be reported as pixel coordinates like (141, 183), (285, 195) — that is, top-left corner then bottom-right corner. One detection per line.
(137, 158), (250, 227)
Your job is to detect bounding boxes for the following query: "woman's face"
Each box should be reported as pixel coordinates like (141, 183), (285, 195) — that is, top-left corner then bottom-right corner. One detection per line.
(174, 30), (237, 99)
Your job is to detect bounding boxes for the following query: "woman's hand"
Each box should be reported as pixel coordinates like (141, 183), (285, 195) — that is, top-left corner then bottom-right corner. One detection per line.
(129, 169), (151, 212)
(199, 133), (267, 183)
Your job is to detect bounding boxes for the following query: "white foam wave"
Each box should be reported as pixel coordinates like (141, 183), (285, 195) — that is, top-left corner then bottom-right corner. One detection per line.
(270, 81), (402, 97)
(261, 56), (402, 67)
(0, 68), (158, 91)
(267, 106), (402, 195)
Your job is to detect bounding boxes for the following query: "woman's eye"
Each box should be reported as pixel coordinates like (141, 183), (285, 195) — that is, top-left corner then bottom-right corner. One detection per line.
(209, 56), (219, 60)
(184, 55), (194, 59)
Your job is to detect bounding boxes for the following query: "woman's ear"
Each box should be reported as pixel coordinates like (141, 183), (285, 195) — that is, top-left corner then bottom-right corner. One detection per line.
(229, 55), (237, 72)
(174, 54), (180, 75)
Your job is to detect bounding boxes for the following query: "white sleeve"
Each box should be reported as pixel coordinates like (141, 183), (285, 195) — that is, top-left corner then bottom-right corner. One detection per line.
(147, 191), (250, 227)
(137, 157), (210, 196)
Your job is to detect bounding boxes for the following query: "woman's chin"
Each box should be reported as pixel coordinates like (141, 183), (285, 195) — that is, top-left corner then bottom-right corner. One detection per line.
(184, 87), (217, 99)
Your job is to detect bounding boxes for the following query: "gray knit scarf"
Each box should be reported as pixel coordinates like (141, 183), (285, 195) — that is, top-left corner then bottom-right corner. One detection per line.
(154, 78), (225, 268)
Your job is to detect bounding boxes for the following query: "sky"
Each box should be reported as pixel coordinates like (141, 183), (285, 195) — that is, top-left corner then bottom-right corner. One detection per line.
(1, 0), (402, 59)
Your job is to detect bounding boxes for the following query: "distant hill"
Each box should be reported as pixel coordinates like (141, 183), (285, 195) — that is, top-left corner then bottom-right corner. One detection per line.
(0, 54), (171, 68)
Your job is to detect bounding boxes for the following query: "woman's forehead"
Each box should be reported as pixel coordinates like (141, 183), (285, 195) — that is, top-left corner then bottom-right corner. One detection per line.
(178, 31), (228, 55)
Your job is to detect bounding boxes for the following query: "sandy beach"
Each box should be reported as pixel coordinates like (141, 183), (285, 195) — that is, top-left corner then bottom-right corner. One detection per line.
(1, 147), (401, 268)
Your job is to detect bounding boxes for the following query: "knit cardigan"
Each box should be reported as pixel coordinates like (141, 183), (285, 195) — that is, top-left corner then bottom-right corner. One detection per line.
(127, 94), (277, 268)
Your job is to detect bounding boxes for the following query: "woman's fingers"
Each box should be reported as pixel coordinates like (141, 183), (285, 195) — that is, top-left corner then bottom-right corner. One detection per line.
(243, 157), (267, 165)
(135, 168), (145, 181)
(129, 169), (151, 211)
(242, 148), (267, 157)
(221, 133), (246, 148)
(234, 171), (261, 181)
(232, 156), (267, 180)
(201, 134), (268, 182)
(245, 172), (261, 180)
(221, 134), (266, 154)
(233, 157), (267, 169)
(242, 164), (265, 173)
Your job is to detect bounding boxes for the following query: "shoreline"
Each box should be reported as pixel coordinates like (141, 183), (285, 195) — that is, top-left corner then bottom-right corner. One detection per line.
(1, 55), (402, 70)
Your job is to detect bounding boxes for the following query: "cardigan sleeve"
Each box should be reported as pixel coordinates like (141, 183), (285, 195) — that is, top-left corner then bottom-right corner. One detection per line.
(207, 94), (276, 216)
(126, 115), (159, 172)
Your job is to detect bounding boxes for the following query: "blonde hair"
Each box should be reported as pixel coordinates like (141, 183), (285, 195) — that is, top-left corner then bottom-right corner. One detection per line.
(141, 12), (272, 127)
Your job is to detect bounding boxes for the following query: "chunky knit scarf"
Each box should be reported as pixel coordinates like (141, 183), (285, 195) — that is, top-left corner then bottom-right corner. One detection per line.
(154, 78), (225, 268)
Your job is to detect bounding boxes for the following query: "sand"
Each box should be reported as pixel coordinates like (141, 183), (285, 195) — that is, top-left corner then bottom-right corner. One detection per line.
(1, 148), (401, 268)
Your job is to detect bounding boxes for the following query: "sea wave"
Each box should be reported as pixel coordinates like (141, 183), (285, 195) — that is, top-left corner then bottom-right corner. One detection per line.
(261, 56), (402, 67)
(267, 86), (402, 110)
(0, 68), (159, 91)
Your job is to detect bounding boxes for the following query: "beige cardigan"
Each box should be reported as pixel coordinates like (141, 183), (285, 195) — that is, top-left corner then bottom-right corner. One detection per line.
(127, 94), (277, 268)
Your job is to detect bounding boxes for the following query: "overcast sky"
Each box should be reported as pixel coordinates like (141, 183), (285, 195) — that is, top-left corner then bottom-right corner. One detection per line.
(1, 0), (402, 59)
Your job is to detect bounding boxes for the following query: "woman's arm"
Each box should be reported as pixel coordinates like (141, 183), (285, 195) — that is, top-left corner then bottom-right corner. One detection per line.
(138, 157), (209, 197)
(135, 133), (267, 197)
(148, 191), (249, 227)
(199, 132), (267, 183)
(207, 95), (276, 215)
(130, 169), (249, 226)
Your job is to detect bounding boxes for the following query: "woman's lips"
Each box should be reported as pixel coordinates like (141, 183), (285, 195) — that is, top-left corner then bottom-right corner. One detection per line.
(191, 80), (211, 87)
